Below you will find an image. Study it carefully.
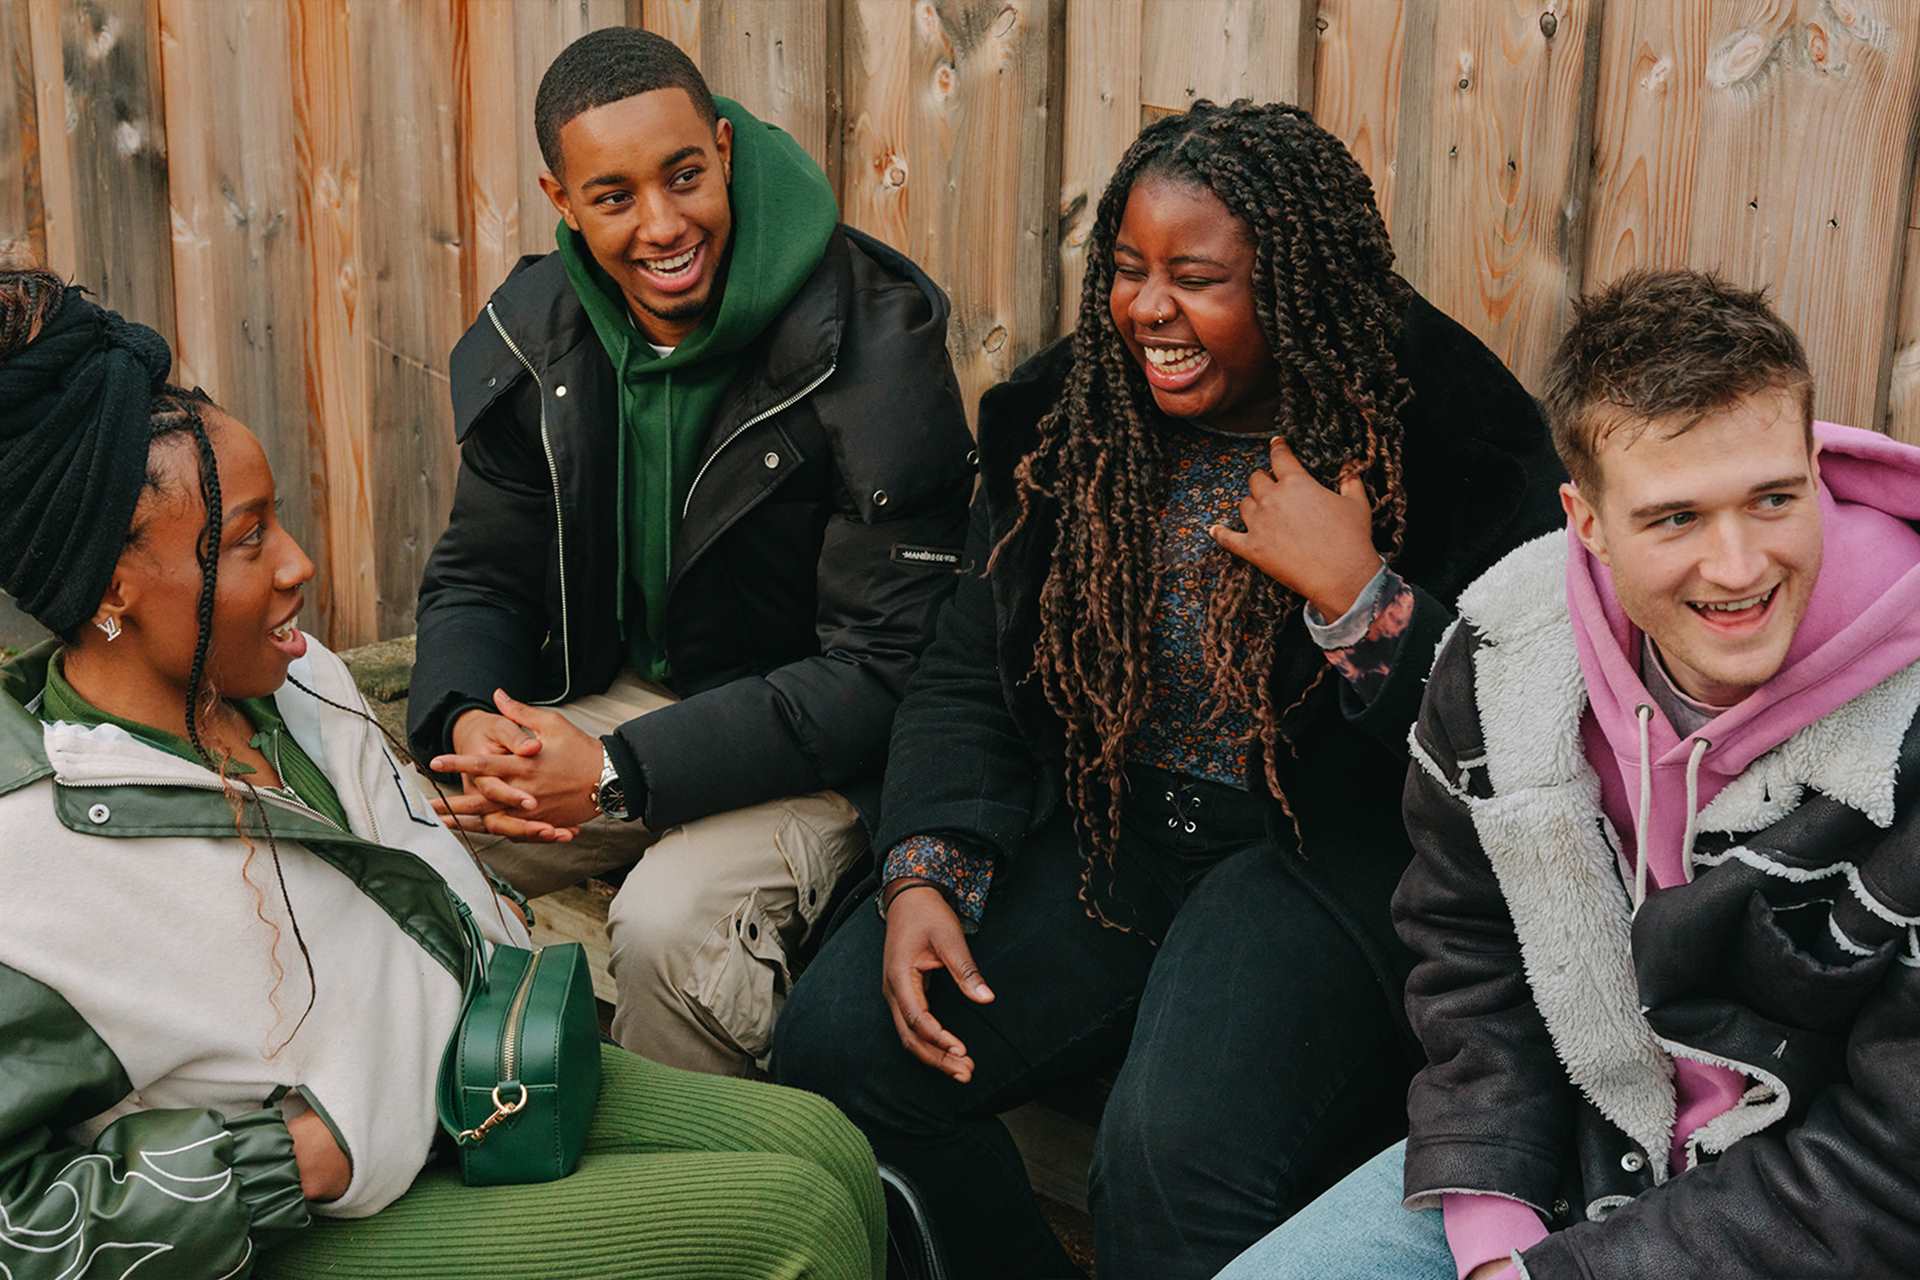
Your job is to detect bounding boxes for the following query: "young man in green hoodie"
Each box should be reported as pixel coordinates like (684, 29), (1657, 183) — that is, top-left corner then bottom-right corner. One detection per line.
(409, 27), (975, 1077)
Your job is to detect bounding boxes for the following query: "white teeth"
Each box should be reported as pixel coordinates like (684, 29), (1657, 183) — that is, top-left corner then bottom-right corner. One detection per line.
(270, 616), (298, 640)
(642, 247), (697, 274)
(1144, 346), (1206, 372)
(1696, 588), (1774, 613)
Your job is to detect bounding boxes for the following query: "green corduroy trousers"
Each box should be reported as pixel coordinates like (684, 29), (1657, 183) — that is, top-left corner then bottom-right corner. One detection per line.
(259, 1044), (884, 1279)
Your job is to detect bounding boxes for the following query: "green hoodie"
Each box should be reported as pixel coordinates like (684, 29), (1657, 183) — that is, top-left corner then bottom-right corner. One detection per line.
(556, 97), (839, 681)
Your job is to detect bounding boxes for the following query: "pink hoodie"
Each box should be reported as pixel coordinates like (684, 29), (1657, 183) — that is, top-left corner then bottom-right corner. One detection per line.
(1445, 423), (1920, 1279)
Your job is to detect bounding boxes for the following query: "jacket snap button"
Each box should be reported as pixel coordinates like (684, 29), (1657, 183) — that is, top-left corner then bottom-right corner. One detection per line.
(1620, 1151), (1646, 1173)
(554, 384), (568, 398)
(763, 451), (780, 469)
(1552, 1199), (1570, 1218)
(872, 489), (889, 507)
(87, 803), (111, 825)
(486, 375), (498, 388)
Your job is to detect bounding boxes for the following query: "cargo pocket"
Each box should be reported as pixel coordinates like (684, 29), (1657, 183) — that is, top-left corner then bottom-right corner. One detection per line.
(773, 792), (867, 932)
(683, 888), (792, 1061)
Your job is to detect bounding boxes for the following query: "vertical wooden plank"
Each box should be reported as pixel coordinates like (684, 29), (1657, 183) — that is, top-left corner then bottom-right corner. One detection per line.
(687, 0), (842, 183)
(1055, 0), (1142, 335)
(1582, 1), (1712, 283)
(291, 0), (376, 646)
(1313, 0), (1407, 227)
(25, 0), (175, 343)
(1887, 181), (1920, 442)
(844, 0), (1066, 420)
(1138, 0), (1317, 115)
(642, 0), (702, 55)
(841, 0), (911, 250)
(1390, 0), (1602, 394)
(23, 0), (71, 273)
(354, 0), (467, 639)
(1686, 0), (1920, 432)
(0, 0), (45, 266)
(464, 0), (630, 311)
(157, 0), (335, 638)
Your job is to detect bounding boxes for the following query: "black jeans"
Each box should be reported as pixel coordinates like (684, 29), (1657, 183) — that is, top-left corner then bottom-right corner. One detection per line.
(774, 766), (1410, 1280)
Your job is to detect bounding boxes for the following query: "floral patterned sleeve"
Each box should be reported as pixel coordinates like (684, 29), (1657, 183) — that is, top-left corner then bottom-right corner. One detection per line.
(1303, 563), (1417, 706)
(881, 834), (995, 930)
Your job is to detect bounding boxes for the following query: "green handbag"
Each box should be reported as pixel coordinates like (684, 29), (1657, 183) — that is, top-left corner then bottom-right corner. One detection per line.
(436, 898), (602, 1185)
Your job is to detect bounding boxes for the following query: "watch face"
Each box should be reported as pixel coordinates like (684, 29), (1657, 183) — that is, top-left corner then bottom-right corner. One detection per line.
(597, 778), (625, 817)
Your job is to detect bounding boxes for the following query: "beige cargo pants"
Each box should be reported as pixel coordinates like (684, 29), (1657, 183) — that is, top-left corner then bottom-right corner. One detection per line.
(459, 672), (866, 1078)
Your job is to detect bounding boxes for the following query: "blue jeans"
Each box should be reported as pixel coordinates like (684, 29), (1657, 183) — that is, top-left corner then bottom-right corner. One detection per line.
(1214, 1141), (1457, 1280)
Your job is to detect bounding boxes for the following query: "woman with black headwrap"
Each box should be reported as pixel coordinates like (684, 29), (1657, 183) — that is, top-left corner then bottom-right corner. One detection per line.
(0, 269), (885, 1280)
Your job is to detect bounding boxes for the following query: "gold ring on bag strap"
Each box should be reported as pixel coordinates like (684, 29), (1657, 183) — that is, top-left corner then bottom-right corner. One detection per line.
(456, 1083), (528, 1145)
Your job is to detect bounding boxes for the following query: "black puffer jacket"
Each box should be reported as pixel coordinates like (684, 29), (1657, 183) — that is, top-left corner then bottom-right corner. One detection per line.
(873, 290), (1564, 1032)
(1397, 534), (1920, 1279)
(409, 229), (974, 828)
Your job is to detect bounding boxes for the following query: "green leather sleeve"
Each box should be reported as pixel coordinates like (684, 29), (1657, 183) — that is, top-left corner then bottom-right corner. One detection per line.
(0, 962), (311, 1278)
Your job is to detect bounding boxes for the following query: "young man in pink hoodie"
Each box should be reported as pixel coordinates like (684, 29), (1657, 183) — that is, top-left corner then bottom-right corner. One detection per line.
(1216, 269), (1920, 1280)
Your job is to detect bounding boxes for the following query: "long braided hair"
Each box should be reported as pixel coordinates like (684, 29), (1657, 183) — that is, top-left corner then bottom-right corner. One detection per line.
(998, 100), (1413, 921)
(5, 269), (317, 1052)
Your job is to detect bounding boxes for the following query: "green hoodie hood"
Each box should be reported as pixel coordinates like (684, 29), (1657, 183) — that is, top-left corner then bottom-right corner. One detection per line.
(556, 96), (839, 680)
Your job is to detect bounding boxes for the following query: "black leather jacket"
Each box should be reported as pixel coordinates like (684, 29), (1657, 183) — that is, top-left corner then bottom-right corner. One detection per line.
(1397, 535), (1920, 1279)
(409, 228), (974, 829)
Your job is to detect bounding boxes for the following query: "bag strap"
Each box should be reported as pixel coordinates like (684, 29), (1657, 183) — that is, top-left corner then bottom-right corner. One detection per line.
(434, 895), (493, 1139)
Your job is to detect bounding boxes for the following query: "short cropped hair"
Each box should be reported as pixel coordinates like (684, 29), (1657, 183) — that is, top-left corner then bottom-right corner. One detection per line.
(1542, 269), (1814, 491)
(535, 27), (717, 176)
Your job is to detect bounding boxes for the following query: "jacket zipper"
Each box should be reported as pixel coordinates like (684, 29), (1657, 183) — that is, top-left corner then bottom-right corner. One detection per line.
(485, 303), (574, 706)
(500, 948), (542, 1082)
(681, 362), (837, 519)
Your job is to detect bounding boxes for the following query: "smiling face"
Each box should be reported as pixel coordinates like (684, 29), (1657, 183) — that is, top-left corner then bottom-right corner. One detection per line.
(1563, 386), (1823, 706)
(1108, 177), (1280, 435)
(99, 411), (316, 702)
(540, 87), (733, 346)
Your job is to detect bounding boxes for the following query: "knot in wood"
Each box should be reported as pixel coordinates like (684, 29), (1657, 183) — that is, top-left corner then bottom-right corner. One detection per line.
(1539, 11), (1559, 39)
(983, 325), (1009, 353)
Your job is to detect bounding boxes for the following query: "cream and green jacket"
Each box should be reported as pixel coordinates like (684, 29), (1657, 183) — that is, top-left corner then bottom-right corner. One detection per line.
(0, 636), (528, 1278)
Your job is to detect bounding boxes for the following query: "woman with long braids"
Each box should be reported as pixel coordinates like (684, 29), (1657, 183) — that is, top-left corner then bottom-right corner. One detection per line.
(0, 268), (883, 1279)
(777, 99), (1565, 1278)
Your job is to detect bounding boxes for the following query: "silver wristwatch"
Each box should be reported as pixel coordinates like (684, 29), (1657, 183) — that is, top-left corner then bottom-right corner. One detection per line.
(592, 747), (630, 821)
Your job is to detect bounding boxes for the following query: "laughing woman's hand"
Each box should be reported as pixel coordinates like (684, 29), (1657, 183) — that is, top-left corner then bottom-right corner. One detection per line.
(1210, 435), (1382, 620)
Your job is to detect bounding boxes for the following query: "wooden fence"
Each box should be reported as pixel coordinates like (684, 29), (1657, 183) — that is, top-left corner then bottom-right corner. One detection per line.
(4, 0), (1920, 648)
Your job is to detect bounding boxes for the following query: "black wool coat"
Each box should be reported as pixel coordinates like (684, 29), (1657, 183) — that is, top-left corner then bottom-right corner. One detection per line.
(409, 228), (975, 829)
(872, 290), (1566, 1037)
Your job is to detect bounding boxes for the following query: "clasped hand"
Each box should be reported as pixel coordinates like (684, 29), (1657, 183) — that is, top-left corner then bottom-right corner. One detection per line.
(429, 689), (603, 840)
(1209, 435), (1382, 621)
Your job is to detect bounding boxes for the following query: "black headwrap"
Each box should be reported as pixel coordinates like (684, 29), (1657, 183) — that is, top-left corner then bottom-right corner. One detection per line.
(0, 289), (172, 636)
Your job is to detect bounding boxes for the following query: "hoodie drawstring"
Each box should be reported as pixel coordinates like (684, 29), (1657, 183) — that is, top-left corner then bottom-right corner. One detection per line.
(1634, 706), (1654, 913)
(1679, 736), (1709, 884)
(1630, 703), (1712, 912)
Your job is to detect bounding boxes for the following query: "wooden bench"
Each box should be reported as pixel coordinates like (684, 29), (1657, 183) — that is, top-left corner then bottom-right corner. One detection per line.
(341, 637), (1103, 1213)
